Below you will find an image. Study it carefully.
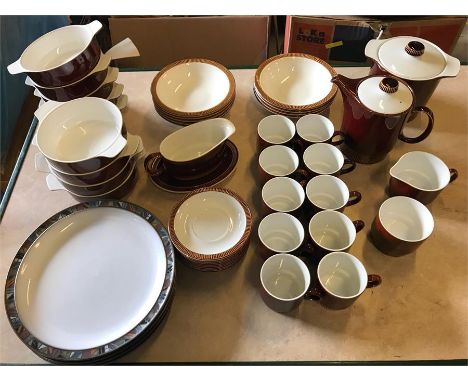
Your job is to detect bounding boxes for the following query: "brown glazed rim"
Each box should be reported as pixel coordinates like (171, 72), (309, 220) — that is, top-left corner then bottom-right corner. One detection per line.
(254, 53), (338, 111)
(151, 58), (236, 117)
(168, 187), (252, 261)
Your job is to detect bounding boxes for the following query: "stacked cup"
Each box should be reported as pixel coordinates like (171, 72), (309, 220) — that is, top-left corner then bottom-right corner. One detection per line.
(32, 97), (143, 201)
(8, 21), (140, 107)
(256, 114), (380, 312)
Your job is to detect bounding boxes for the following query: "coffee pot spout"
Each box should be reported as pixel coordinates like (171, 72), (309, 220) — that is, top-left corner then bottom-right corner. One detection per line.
(331, 74), (361, 103)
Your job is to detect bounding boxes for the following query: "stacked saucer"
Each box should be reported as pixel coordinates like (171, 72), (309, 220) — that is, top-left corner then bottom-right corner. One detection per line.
(151, 58), (236, 126)
(168, 188), (252, 271)
(254, 53), (338, 118)
(8, 21), (139, 103)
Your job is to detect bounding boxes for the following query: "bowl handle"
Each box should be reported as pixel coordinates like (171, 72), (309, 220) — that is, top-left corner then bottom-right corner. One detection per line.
(7, 58), (25, 74)
(116, 94), (128, 110)
(364, 38), (386, 62)
(439, 54), (460, 78)
(106, 38), (140, 60)
(34, 100), (62, 122)
(101, 135), (127, 158)
(46, 174), (65, 191)
(85, 20), (103, 35)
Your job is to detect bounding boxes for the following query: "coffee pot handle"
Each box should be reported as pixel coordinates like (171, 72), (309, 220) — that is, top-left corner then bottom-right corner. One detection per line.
(399, 106), (434, 144)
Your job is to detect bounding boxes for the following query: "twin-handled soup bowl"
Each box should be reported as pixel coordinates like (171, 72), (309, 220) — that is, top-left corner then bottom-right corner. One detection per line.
(8, 21), (103, 88)
(145, 118), (235, 180)
(34, 97), (126, 174)
(389, 151), (458, 204)
(371, 196), (434, 256)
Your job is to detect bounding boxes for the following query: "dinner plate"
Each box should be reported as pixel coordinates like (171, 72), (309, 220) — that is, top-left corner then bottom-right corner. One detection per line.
(5, 200), (175, 363)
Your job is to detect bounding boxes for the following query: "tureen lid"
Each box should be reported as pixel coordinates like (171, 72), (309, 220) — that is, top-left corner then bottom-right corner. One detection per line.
(357, 76), (413, 114)
(377, 36), (447, 80)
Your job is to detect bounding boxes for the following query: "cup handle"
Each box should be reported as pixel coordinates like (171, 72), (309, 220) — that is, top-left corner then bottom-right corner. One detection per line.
(346, 191), (362, 206)
(330, 131), (346, 146)
(341, 158), (356, 174)
(366, 274), (382, 288)
(304, 285), (326, 301)
(449, 168), (458, 183)
(399, 106), (434, 144)
(292, 168), (310, 184)
(144, 152), (164, 177)
(292, 137), (307, 153)
(353, 220), (365, 233)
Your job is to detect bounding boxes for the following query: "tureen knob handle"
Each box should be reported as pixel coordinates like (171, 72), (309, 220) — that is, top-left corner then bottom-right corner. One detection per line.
(379, 77), (399, 94)
(405, 41), (425, 56)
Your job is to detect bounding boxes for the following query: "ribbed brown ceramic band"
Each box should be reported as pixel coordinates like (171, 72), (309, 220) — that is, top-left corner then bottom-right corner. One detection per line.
(254, 53), (338, 111)
(405, 41), (425, 57)
(379, 77), (399, 94)
(151, 58), (236, 118)
(168, 187), (252, 262)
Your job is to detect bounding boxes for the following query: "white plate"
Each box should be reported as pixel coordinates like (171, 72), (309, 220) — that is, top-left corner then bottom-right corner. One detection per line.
(173, 191), (247, 255)
(15, 207), (167, 350)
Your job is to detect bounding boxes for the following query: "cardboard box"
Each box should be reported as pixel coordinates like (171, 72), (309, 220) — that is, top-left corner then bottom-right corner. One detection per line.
(284, 16), (467, 65)
(109, 16), (270, 69)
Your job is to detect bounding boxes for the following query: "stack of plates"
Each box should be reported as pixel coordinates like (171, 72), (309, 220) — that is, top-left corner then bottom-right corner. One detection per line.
(151, 58), (236, 126)
(168, 188), (252, 271)
(254, 53), (338, 118)
(4, 201), (175, 364)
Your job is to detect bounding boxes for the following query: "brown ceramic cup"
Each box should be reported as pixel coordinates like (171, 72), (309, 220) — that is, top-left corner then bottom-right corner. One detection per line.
(303, 143), (356, 178)
(307, 252), (382, 310)
(261, 177), (306, 218)
(304, 175), (361, 218)
(388, 151), (458, 205)
(308, 210), (365, 259)
(258, 145), (309, 185)
(257, 115), (296, 151)
(371, 196), (434, 256)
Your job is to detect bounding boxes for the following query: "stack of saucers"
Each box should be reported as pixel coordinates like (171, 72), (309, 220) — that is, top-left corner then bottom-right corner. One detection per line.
(8, 20), (139, 103)
(151, 58), (236, 126)
(33, 97), (142, 201)
(254, 53), (338, 118)
(5, 201), (175, 364)
(168, 188), (252, 271)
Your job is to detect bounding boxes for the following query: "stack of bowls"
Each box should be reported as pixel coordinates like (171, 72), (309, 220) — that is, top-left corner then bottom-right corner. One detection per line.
(8, 21), (139, 103)
(33, 97), (141, 201)
(168, 188), (252, 271)
(254, 53), (338, 118)
(151, 58), (236, 126)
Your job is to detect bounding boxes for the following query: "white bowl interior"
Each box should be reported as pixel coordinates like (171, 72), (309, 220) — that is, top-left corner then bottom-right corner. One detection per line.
(379, 196), (434, 241)
(160, 118), (234, 162)
(156, 62), (230, 112)
(262, 177), (305, 212)
(173, 191), (246, 255)
(14, 207), (167, 350)
(306, 175), (349, 210)
(37, 98), (122, 163)
(259, 56), (333, 106)
(318, 252), (367, 298)
(296, 114), (334, 143)
(258, 212), (304, 253)
(303, 143), (343, 174)
(390, 151), (450, 191)
(309, 210), (355, 251)
(258, 115), (295, 144)
(259, 145), (299, 176)
(261, 254), (310, 301)
(21, 25), (95, 72)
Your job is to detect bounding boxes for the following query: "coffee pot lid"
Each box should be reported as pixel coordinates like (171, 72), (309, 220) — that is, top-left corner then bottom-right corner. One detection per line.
(377, 36), (446, 80)
(357, 76), (413, 114)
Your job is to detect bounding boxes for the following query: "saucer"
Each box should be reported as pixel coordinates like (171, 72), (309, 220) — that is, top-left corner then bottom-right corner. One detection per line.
(149, 140), (238, 193)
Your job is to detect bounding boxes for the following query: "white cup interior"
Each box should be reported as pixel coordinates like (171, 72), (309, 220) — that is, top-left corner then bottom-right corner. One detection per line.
(258, 115), (295, 145)
(303, 143), (343, 174)
(390, 151), (451, 191)
(309, 210), (356, 251)
(258, 212), (304, 253)
(259, 145), (299, 177)
(262, 177), (305, 213)
(156, 62), (230, 112)
(379, 196), (434, 242)
(37, 98), (122, 163)
(260, 254), (310, 301)
(306, 175), (349, 210)
(21, 25), (95, 71)
(318, 252), (367, 298)
(296, 114), (334, 143)
(259, 56), (333, 106)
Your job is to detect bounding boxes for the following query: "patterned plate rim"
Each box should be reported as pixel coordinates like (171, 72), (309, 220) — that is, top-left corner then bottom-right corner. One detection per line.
(4, 200), (175, 362)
